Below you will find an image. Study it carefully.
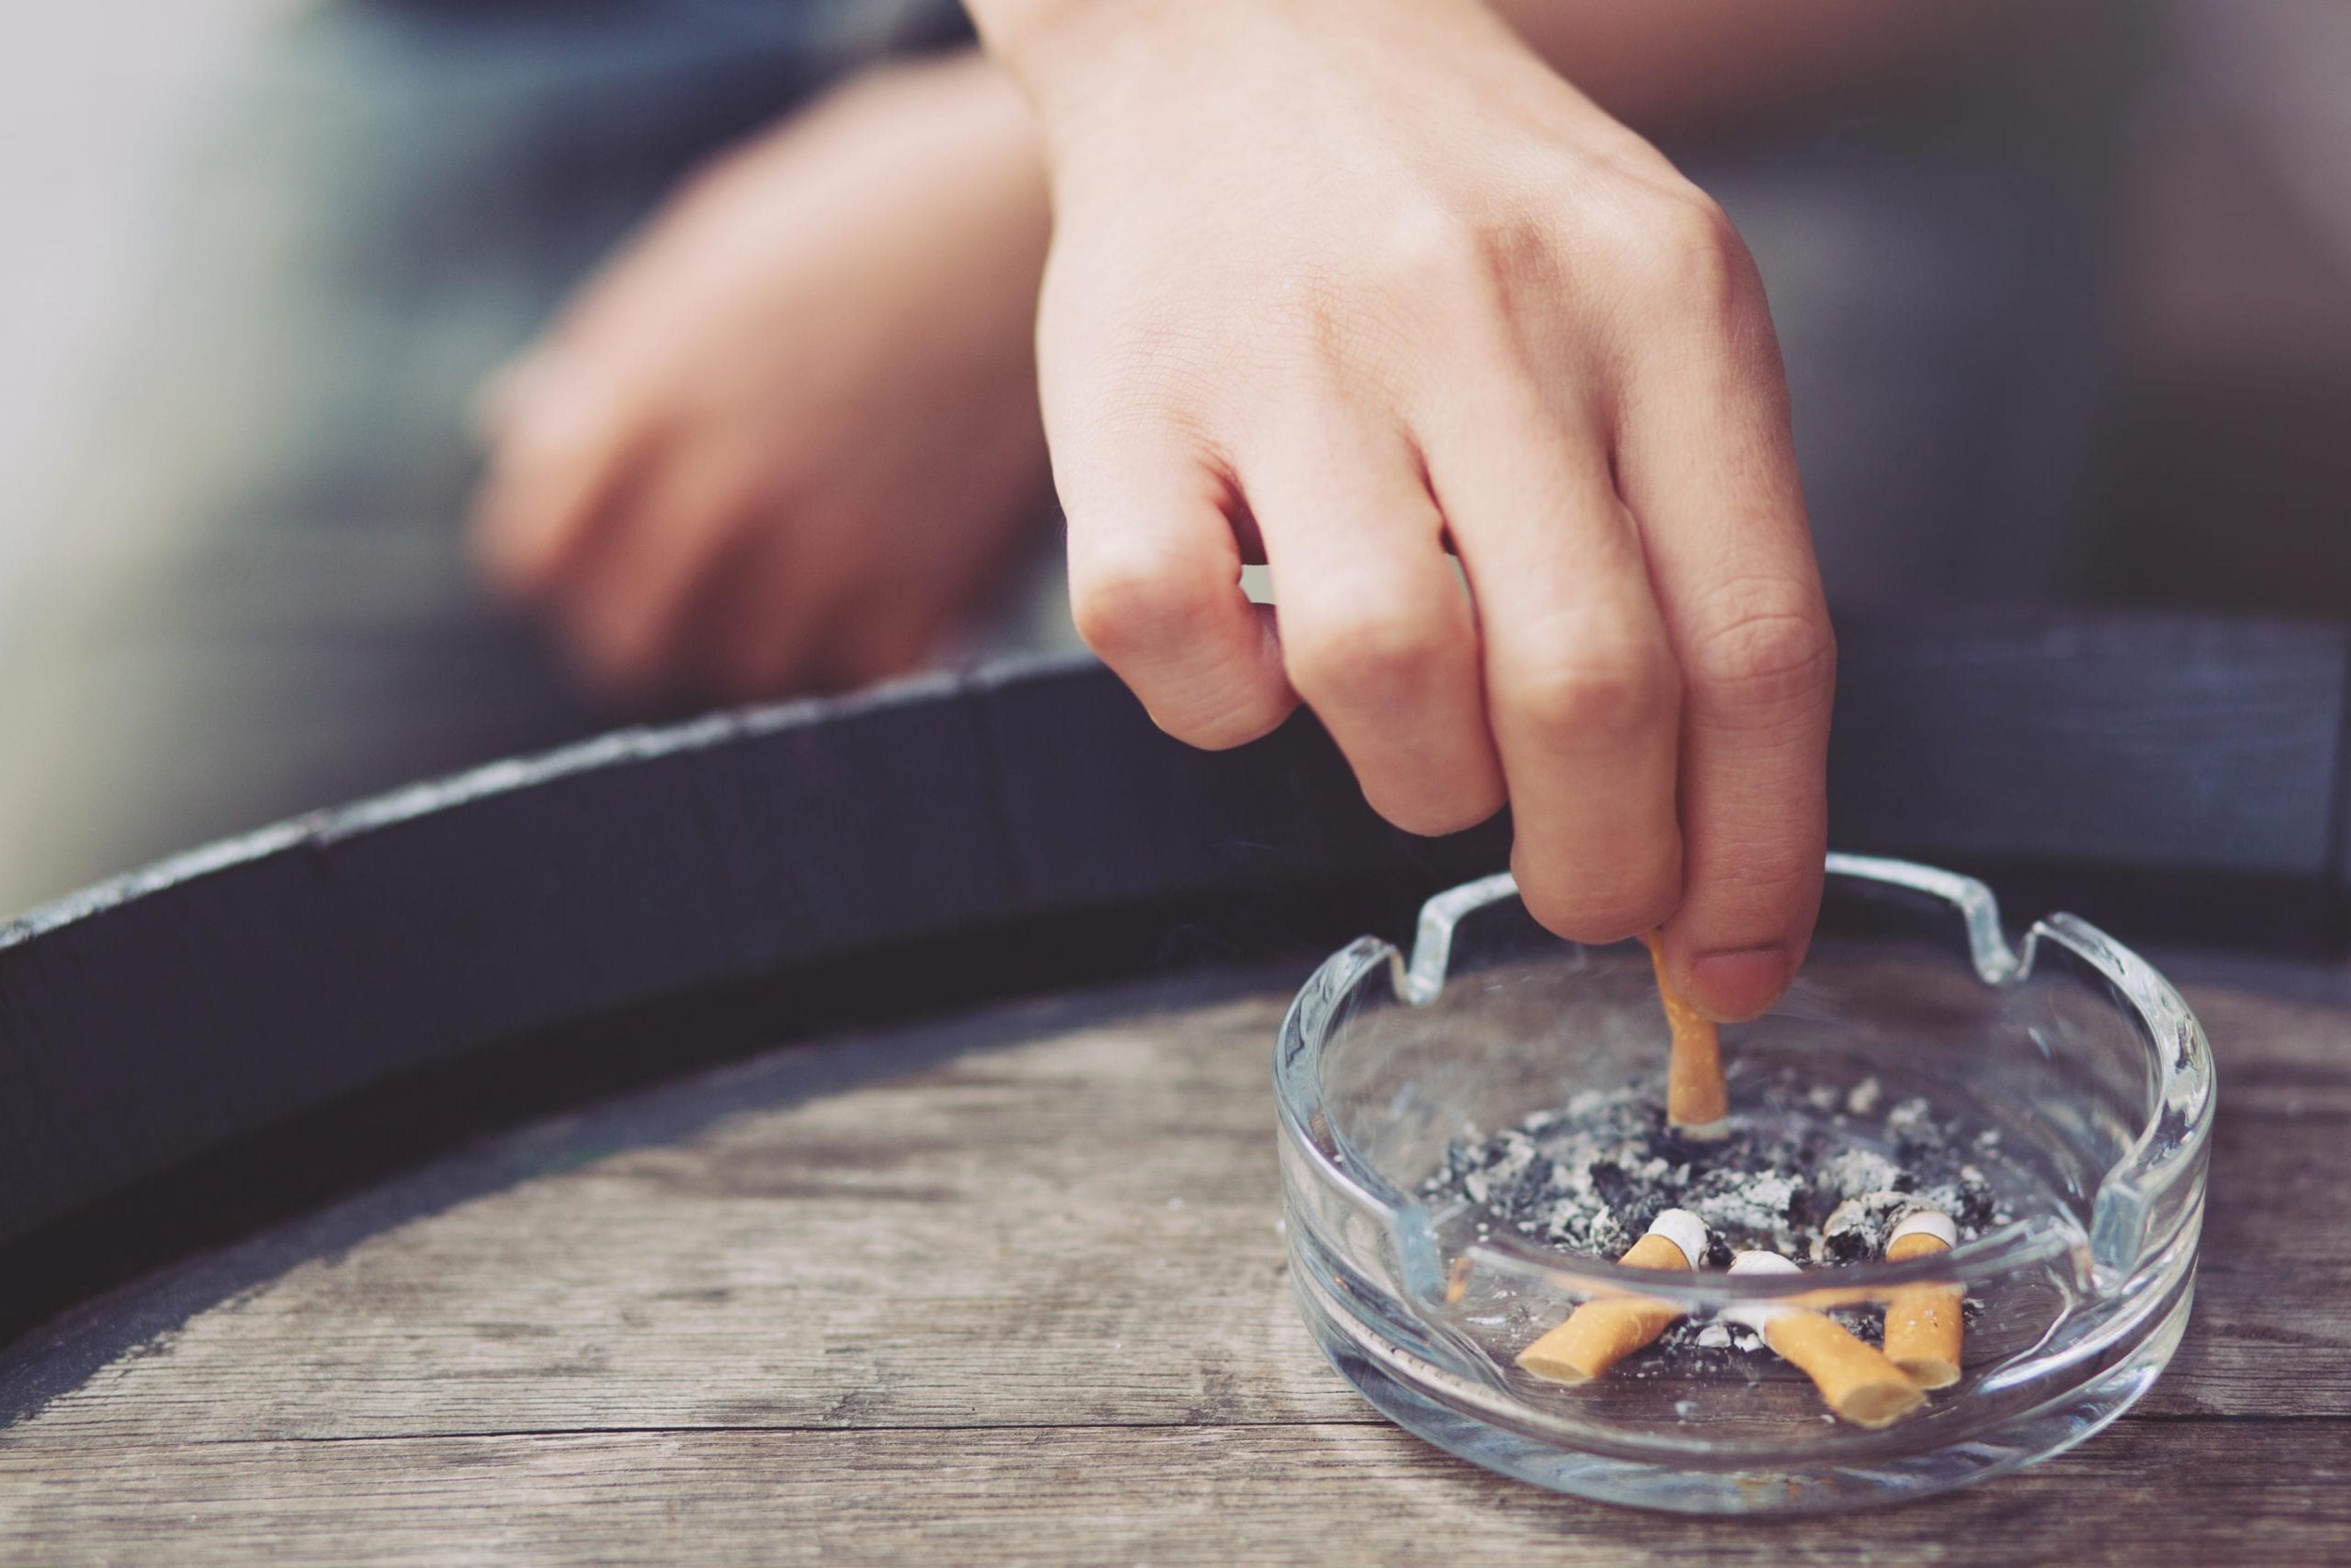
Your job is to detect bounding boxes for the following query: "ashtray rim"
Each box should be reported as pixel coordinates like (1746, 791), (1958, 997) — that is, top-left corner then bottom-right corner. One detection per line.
(1273, 852), (2217, 1306)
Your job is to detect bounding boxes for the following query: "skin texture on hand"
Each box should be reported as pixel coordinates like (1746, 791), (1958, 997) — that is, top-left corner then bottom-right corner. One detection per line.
(470, 52), (1053, 701)
(972, 0), (1837, 1021)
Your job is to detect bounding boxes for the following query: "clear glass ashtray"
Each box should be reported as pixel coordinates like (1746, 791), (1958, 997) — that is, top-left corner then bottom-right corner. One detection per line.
(1275, 854), (2213, 1514)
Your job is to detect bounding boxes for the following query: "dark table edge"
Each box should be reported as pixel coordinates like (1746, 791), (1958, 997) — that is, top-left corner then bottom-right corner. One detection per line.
(2, 609), (2347, 1349)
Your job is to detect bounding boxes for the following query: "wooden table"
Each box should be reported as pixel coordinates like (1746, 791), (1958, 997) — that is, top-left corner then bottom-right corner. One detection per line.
(9, 625), (2351, 1561)
(2, 955), (2345, 1564)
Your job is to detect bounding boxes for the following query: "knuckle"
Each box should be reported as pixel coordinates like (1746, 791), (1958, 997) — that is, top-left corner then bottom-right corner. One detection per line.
(1517, 863), (1681, 947)
(1264, 208), (1477, 387)
(1508, 638), (1677, 746)
(1371, 778), (1505, 840)
(1463, 211), (1564, 323)
(1364, 199), (1483, 298)
(1070, 547), (1220, 664)
(1392, 204), (1559, 339)
(1164, 692), (1294, 752)
(1296, 201), (1535, 367)
(1662, 187), (1746, 259)
(1617, 186), (1763, 320)
(1685, 590), (1837, 719)
(1283, 596), (1457, 708)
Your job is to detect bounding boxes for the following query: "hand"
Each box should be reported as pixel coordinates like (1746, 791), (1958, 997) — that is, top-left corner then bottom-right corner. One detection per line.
(471, 52), (1052, 700)
(978, 0), (1835, 1019)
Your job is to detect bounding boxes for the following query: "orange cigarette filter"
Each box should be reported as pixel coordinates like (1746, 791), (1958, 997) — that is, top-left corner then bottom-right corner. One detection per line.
(1881, 1210), (1963, 1390)
(1517, 1210), (1708, 1386)
(1641, 932), (1728, 1135)
(1727, 1251), (1925, 1428)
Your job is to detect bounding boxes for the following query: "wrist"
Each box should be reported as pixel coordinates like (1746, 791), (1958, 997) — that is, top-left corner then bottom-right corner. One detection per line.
(968, 0), (1234, 120)
(970, 0), (1521, 137)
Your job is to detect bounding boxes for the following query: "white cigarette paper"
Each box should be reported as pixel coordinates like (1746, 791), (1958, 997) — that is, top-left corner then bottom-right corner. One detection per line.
(1516, 1210), (1708, 1386)
(1725, 1251), (1925, 1428)
(1883, 1209), (1963, 1389)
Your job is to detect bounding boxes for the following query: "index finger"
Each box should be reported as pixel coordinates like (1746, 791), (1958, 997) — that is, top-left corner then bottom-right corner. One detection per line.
(1613, 249), (1835, 1022)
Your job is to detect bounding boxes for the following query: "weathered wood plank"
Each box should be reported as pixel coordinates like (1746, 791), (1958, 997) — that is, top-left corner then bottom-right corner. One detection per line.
(1, 983), (1363, 1443)
(15, 977), (2331, 1444)
(2, 969), (2350, 1561)
(2, 1420), (2347, 1567)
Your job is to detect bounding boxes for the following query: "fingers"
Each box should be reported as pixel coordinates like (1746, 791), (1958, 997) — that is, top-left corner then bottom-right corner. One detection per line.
(1613, 229), (1836, 1021)
(1060, 427), (1297, 749)
(1425, 384), (1684, 942)
(690, 511), (833, 699)
(538, 435), (764, 697)
(1241, 413), (1505, 836)
(470, 357), (654, 599)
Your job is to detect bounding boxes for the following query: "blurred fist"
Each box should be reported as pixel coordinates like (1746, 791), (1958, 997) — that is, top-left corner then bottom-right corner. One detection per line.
(471, 52), (1052, 700)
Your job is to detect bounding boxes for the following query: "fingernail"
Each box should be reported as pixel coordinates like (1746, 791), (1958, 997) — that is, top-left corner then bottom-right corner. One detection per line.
(1686, 946), (1793, 1023)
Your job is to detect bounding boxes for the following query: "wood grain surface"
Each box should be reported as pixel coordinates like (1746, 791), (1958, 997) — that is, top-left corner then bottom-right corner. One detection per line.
(1, 964), (2347, 1563)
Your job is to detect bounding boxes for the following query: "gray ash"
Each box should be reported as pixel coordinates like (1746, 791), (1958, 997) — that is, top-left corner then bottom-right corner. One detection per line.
(1423, 1069), (2008, 1268)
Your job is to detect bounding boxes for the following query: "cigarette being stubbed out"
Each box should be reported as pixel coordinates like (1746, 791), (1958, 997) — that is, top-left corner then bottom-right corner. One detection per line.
(1726, 1251), (1925, 1428)
(1641, 932), (1728, 1138)
(1881, 1209), (1963, 1389)
(1517, 1210), (1708, 1386)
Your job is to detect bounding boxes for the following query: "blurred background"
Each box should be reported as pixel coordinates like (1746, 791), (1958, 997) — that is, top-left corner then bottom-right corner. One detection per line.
(0, 0), (270, 627)
(1, 0), (2346, 917)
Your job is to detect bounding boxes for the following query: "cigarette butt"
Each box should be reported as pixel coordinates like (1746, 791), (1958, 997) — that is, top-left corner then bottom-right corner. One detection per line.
(1517, 1209), (1706, 1386)
(1727, 1251), (1925, 1428)
(1641, 932), (1728, 1136)
(1883, 1209), (1963, 1390)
